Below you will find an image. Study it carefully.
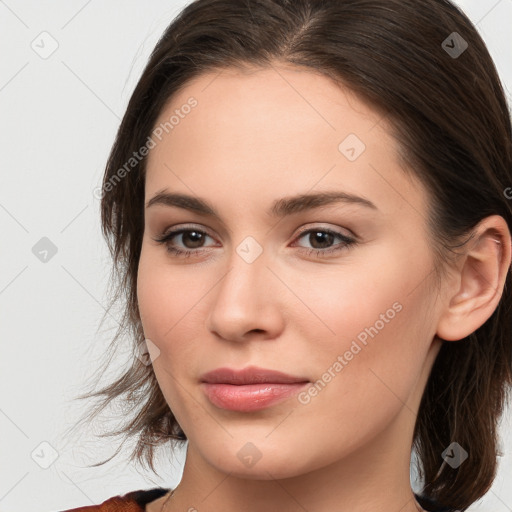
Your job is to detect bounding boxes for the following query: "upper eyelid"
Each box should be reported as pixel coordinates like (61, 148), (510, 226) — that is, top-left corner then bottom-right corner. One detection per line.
(162, 224), (217, 241)
(294, 224), (355, 238)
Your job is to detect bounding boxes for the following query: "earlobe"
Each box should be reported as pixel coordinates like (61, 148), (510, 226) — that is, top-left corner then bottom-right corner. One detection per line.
(436, 215), (512, 342)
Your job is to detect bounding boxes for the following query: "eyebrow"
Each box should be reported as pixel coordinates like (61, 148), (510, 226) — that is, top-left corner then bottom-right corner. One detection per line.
(145, 190), (378, 218)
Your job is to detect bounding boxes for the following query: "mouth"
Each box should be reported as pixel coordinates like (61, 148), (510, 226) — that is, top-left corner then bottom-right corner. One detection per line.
(200, 365), (310, 412)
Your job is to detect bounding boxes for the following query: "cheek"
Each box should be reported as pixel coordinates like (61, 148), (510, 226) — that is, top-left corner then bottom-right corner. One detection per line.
(288, 249), (435, 409)
(136, 246), (214, 372)
(282, 249), (428, 349)
(137, 246), (197, 338)
(290, 295), (432, 461)
(136, 249), (205, 423)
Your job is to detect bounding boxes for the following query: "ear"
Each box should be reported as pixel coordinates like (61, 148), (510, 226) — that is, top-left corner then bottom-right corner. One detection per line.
(436, 215), (512, 342)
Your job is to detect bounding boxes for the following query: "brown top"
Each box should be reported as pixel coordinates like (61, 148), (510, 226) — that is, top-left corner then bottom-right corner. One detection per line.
(59, 488), (171, 512)
(59, 487), (458, 512)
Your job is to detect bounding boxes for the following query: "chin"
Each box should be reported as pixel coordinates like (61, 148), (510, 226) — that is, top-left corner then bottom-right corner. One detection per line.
(198, 440), (314, 480)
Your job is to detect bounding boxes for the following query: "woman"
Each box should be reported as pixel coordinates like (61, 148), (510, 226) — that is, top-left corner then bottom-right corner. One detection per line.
(61, 0), (512, 511)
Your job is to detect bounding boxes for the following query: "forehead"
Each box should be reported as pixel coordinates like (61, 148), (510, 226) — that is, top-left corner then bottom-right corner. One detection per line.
(151, 63), (388, 150)
(144, 64), (426, 219)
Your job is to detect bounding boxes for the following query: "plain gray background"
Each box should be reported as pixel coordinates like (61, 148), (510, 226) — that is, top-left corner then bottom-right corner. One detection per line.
(1, 1), (511, 511)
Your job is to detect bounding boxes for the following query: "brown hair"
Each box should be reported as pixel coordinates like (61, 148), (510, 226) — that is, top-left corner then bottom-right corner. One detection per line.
(70, 1), (512, 510)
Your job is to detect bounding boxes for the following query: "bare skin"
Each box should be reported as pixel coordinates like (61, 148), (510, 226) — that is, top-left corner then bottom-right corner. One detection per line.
(140, 63), (511, 512)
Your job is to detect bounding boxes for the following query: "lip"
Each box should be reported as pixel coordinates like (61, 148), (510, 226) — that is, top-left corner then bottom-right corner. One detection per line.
(200, 366), (310, 412)
(200, 365), (309, 385)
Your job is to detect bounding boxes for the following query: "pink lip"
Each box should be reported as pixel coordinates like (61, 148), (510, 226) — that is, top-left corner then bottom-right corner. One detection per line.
(201, 382), (309, 412)
(200, 366), (310, 412)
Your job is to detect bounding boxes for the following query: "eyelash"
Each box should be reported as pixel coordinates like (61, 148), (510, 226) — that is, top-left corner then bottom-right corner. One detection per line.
(153, 225), (357, 259)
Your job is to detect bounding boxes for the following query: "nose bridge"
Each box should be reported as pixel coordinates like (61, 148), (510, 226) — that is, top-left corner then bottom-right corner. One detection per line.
(219, 233), (268, 301)
(206, 237), (282, 341)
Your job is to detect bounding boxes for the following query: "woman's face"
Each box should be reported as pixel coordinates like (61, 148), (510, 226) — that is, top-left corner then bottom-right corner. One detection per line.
(137, 64), (446, 480)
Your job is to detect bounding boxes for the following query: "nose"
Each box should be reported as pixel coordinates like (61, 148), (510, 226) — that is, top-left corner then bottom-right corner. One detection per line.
(205, 248), (285, 343)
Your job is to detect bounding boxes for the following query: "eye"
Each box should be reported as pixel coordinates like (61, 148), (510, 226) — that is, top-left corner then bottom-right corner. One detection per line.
(153, 225), (357, 259)
(153, 226), (217, 257)
(291, 227), (357, 257)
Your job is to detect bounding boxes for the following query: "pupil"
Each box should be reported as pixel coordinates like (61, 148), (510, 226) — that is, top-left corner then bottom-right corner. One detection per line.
(184, 231), (203, 248)
(310, 231), (333, 249)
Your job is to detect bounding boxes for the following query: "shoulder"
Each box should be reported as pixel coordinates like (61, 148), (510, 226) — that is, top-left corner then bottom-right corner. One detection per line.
(59, 487), (171, 512)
